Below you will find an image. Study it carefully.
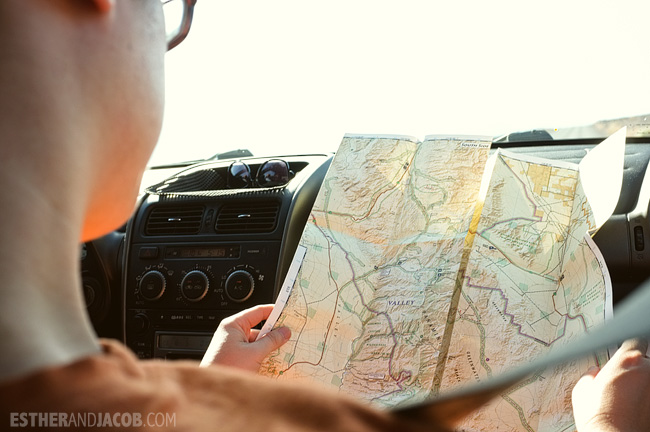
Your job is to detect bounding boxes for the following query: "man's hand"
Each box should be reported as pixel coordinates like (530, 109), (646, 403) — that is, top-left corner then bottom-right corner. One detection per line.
(200, 305), (291, 373)
(572, 338), (650, 431)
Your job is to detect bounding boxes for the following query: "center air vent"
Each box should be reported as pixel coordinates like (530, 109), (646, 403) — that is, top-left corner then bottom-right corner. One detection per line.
(145, 206), (204, 235)
(216, 202), (280, 234)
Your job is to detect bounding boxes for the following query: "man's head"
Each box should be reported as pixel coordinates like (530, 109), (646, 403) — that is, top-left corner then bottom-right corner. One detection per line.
(0, 0), (195, 241)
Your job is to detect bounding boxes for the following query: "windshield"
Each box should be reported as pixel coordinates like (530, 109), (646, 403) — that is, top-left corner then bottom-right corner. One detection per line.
(150, 0), (650, 166)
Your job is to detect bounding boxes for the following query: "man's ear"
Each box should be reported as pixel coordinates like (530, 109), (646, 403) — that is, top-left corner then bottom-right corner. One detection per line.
(90, 0), (115, 13)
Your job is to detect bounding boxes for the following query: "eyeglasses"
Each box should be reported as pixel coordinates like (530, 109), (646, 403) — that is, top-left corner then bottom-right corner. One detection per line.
(227, 160), (295, 189)
(161, 0), (197, 51)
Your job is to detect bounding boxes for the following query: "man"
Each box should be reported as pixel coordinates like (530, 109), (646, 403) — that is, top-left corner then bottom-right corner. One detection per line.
(0, 2), (442, 430)
(0, 1), (646, 430)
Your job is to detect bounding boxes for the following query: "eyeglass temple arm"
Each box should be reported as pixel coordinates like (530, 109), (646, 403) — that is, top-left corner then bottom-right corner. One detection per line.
(167, 0), (197, 51)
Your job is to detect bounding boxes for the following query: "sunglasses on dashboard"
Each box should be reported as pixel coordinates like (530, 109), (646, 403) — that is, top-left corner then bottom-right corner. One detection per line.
(227, 159), (294, 189)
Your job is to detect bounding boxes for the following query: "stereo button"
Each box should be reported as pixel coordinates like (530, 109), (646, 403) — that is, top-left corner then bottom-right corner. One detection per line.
(139, 247), (159, 259)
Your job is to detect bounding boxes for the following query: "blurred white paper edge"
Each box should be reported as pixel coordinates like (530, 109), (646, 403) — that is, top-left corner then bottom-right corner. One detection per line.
(255, 245), (307, 341)
(579, 127), (626, 231)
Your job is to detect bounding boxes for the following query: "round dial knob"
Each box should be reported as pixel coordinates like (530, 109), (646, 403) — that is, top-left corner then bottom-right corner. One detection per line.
(139, 270), (166, 301)
(82, 278), (99, 308)
(132, 313), (150, 334)
(180, 270), (209, 302)
(224, 270), (255, 302)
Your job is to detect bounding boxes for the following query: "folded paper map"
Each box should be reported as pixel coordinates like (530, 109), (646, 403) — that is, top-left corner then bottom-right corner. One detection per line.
(258, 129), (626, 431)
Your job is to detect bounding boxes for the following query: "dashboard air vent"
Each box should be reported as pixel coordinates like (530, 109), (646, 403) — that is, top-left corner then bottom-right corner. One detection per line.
(145, 206), (204, 235)
(216, 202), (280, 234)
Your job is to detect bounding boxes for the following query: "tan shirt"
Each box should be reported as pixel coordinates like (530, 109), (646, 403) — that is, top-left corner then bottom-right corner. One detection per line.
(0, 339), (444, 431)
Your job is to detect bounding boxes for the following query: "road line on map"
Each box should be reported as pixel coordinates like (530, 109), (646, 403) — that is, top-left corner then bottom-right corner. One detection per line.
(282, 228), (341, 373)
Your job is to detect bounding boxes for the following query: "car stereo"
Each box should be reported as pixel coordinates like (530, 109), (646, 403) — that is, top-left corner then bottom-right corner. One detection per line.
(124, 240), (279, 359)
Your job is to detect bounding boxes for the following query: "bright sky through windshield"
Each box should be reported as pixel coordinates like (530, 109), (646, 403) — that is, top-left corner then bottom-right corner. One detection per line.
(151, 0), (650, 166)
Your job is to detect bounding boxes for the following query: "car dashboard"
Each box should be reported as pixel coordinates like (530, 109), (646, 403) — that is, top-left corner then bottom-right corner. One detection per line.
(81, 138), (650, 360)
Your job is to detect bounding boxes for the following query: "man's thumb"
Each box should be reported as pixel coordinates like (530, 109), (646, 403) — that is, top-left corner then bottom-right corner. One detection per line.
(254, 327), (291, 355)
(572, 366), (598, 402)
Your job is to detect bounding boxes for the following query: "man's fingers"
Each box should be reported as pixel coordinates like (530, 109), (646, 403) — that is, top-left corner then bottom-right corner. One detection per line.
(228, 304), (275, 329)
(582, 365), (600, 378)
(619, 338), (649, 357)
(572, 368), (597, 401)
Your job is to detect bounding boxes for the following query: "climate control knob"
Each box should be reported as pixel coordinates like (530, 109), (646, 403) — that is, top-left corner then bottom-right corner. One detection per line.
(139, 270), (166, 301)
(224, 270), (255, 302)
(180, 270), (209, 302)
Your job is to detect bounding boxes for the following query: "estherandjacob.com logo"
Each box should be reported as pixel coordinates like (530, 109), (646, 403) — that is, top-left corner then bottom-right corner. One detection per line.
(9, 412), (176, 428)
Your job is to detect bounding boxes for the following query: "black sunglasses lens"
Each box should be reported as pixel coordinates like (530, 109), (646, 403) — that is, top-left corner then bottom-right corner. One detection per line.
(228, 162), (252, 188)
(257, 160), (290, 187)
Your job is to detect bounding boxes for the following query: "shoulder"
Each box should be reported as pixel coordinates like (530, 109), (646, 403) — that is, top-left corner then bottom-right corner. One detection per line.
(0, 340), (439, 432)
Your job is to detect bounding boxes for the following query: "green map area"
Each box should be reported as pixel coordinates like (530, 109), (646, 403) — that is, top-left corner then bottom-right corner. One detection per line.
(259, 135), (613, 432)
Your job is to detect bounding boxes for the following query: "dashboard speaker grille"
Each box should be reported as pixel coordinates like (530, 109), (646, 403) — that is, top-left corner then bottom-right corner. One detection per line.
(145, 206), (204, 235)
(216, 202), (280, 233)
